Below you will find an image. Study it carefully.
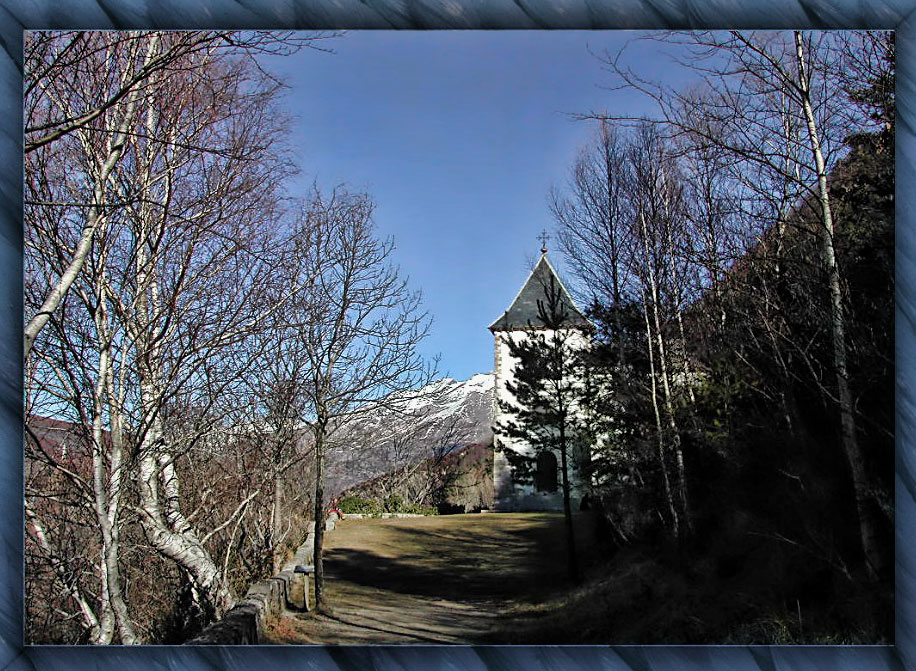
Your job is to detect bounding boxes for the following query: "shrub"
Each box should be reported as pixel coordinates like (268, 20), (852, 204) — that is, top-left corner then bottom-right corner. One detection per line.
(383, 493), (404, 513)
(338, 495), (380, 515)
(337, 493), (437, 516)
(383, 494), (437, 515)
(403, 502), (438, 516)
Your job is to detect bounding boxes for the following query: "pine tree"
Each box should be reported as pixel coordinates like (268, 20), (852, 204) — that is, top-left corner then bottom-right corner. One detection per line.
(496, 276), (591, 582)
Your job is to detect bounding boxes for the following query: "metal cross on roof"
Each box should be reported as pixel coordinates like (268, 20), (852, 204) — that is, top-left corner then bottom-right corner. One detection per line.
(538, 229), (550, 254)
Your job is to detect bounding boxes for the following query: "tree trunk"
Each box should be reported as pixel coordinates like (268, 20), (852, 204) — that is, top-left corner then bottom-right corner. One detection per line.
(91, 302), (138, 643)
(651, 301), (691, 536)
(639, 210), (691, 535)
(311, 418), (328, 610)
(91, 319), (116, 644)
(103, 346), (136, 644)
(136, 448), (236, 618)
(132, 232), (235, 618)
(558, 420), (580, 583)
(549, 332), (580, 583)
(641, 293), (679, 536)
(794, 31), (882, 580)
(272, 471), (283, 573)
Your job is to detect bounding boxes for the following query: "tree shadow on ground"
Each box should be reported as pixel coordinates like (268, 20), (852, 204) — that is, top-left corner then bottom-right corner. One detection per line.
(264, 512), (598, 644)
(324, 512), (595, 603)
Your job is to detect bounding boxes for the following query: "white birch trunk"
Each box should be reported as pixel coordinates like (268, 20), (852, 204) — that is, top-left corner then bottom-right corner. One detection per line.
(641, 289), (679, 536)
(639, 209), (691, 534)
(130, 190), (235, 618)
(794, 31), (882, 579)
(101, 343), (137, 644)
(24, 34), (160, 360)
(90, 288), (138, 643)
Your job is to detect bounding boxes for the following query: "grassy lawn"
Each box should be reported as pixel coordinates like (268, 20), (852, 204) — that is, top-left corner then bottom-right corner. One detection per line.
(264, 512), (596, 644)
(263, 510), (890, 645)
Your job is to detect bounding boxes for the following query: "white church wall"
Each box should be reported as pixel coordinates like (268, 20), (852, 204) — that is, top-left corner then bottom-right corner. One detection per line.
(491, 327), (592, 511)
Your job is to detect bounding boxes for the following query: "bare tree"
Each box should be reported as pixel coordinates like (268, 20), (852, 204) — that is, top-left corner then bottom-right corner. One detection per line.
(24, 30), (305, 639)
(286, 186), (437, 609)
(550, 122), (697, 538)
(590, 30), (886, 577)
(23, 30), (336, 360)
(628, 125), (693, 535)
(550, 120), (634, 320)
(229, 294), (317, 574)
(112, 53), (293, 618)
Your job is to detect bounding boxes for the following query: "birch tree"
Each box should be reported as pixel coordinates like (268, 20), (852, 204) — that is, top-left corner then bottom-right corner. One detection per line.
(24, 278), (137, 643)
(230, 289), (316, 574)
(25, 30), (304, 638)
(23, 30), (335, 360)
(111, 47), (293, 619)
(628, 126), (694, 536)
(550, 123), (696, 538)
(592, 30), (887, 577)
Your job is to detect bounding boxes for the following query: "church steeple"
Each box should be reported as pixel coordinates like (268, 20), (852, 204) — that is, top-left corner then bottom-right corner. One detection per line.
(489, 234), (593, 513)
(488, 248), (590, 332)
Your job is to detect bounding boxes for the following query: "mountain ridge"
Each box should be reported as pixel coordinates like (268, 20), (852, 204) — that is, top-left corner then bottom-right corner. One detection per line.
(326, 372), (495, 495)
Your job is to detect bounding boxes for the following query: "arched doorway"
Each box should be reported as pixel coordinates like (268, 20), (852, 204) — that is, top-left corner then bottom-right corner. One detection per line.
(535, 450), (558, 492)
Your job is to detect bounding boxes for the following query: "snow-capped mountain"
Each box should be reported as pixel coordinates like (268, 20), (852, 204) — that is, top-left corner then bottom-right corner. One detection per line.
(326, 373), (495, 495)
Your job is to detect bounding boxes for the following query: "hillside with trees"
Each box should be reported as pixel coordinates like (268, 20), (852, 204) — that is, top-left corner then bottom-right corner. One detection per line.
(541, 31), (894, 642)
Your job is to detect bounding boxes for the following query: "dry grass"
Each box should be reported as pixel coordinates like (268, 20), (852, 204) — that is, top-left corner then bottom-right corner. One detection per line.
(263, 512), (594, 644)
(262, 512), (889, 645)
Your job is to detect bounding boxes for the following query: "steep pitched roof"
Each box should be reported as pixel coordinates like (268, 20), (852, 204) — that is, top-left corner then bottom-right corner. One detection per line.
(488, 254), (591, 332)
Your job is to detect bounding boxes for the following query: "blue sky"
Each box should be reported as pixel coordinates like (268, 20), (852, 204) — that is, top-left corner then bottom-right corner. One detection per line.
(265, 31), (676, 381)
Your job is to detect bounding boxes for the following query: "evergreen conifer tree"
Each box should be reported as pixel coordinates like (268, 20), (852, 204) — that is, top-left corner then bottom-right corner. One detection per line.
(496, 276), (591, 582)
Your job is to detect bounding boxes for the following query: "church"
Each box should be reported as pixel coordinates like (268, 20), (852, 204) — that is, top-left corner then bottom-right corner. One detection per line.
(488, 239), (594, 511)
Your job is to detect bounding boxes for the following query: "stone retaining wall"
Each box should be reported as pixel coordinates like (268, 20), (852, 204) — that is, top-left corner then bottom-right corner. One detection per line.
(186, 512), (433, 644)
(186, 515), (339, 645)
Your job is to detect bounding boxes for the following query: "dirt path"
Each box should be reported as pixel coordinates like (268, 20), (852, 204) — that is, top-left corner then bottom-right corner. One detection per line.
(263, 512), (593, 645)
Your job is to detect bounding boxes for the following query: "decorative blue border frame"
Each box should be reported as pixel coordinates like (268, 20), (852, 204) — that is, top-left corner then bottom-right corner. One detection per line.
(1, 2), (911, 669)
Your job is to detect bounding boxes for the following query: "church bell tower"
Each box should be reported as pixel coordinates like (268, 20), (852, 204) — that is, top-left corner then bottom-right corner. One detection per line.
(488, 233), (592, 511)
